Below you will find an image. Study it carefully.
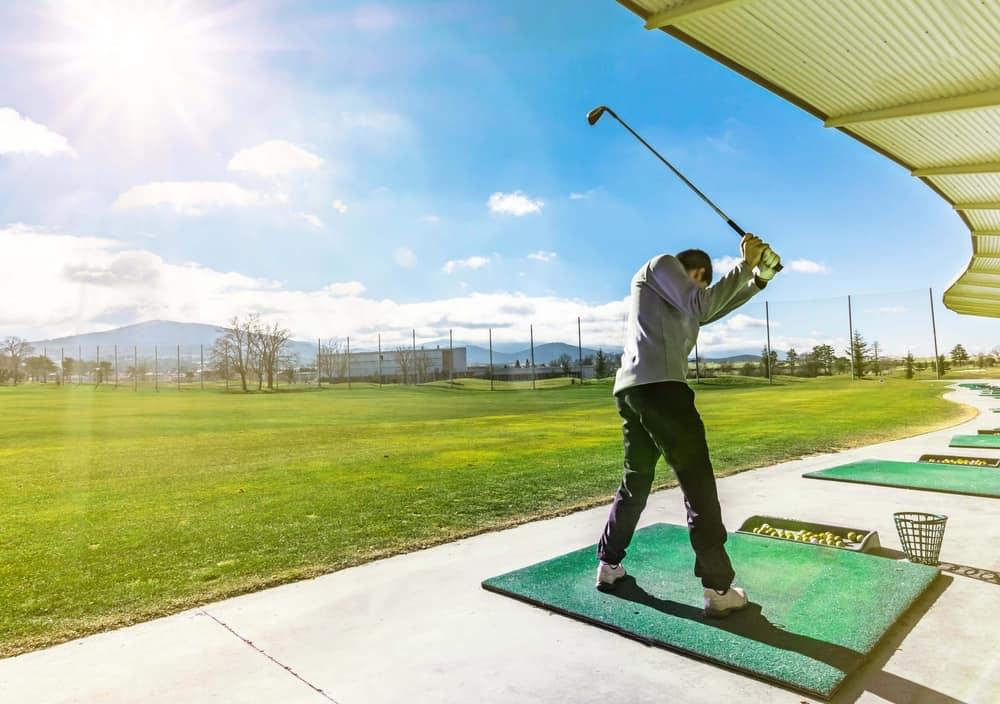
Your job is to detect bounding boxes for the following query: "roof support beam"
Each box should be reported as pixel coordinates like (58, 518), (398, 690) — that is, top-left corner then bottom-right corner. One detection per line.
(825, 87), (1000, 128)
(913, 161), (1000, 177)
(955, 202), (1000, 211)
(644, 0), (749, 29)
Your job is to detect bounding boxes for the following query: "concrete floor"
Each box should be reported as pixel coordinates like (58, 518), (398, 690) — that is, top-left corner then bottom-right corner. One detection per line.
(3, 383), (1000, 703)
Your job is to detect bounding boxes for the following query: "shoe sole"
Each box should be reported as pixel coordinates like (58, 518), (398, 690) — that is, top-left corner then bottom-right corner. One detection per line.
(595, 578), (625, 593)
(703, 601), (749, 618)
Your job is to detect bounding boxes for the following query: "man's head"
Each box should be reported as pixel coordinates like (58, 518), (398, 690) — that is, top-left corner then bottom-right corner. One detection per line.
(676, 248), (712, 289)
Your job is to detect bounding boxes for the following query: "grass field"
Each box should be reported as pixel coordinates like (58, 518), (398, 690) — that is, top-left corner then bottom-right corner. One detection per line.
(0, 376), (976, 657)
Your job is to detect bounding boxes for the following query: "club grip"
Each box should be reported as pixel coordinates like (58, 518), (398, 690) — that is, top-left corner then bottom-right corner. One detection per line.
(726, 219), (746, 237)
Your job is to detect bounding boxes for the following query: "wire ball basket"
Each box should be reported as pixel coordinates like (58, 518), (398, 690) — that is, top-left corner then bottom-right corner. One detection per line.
(893, 512), (947, 566)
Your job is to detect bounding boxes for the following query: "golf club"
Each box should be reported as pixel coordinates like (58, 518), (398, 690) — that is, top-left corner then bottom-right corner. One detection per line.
(588, 105), (782, 271)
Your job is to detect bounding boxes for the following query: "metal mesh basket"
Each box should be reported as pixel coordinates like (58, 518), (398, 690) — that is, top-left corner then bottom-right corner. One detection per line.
(893, 512), (947, 566)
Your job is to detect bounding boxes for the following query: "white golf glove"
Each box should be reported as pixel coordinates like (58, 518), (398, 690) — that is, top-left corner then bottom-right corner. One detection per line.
(756, 248), (781, 281)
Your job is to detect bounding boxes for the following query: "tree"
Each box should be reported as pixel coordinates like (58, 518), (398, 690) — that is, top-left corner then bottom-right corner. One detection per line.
(950, 344), (969, 368)
(257, 321), (291, 389)
(556, 353), (573, 375)
(759, 347), (777, 378)
(24, 355), (56, 382)
(394, 346), (413, 384)
(414, 347), (434, 382)
(937, 354), (950, 375)
(514, 359), (521, 368)
(1, 336), (34, 385)
(810, 344), (835, 376)
(96, 361), (112, 384)
(786, 348), (799, 376)
(740, 361), (757, 376)
(904, 351), (915, 379)
(870, 340), (882, 376)
(216, 315), (257, 391)
(594, 349), (609, 378)
(846, 331), (869, 378)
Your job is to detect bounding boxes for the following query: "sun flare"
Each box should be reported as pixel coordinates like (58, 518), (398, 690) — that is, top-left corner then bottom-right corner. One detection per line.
(41, 1), (238, 143)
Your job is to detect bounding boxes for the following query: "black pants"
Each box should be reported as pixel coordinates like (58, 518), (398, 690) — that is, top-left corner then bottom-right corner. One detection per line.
(597, 381), (735, 591)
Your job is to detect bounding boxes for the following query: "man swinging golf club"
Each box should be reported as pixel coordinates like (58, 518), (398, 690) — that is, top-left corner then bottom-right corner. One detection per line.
(596, 234), (781, 618)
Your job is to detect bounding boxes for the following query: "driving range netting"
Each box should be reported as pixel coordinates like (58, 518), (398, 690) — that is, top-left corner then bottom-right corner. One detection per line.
(950, 434), (1000, 449)
(481, 523), (937, 699)
(803, 459), (1000, 498)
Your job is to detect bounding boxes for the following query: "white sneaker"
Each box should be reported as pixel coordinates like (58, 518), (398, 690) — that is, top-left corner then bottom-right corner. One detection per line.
(595, 561), (627, 592)
(703, 586), (749, 618)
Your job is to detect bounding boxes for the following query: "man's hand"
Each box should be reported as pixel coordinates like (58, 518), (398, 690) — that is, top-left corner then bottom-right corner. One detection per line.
(740, 234), (767, 269)
(756, 248), (781, 282)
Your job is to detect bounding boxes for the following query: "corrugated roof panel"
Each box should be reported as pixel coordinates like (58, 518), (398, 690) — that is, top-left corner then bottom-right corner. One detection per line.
(677, 0), (1000, 116)
(970, 257), (1000, 274)
(966, 212), (1000, 231)
(974, 234), (1000, 256)
(953, 272), (1000, 287)
(848, 108), (1000, 169)
(927, 174), (1000, 203)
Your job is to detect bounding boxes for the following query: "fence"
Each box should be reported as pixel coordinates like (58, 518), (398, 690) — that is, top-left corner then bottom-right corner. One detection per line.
(5, 287), (997, 390)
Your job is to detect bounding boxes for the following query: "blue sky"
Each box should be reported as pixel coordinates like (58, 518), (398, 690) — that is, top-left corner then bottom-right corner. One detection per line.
(0, 1), (994, 357)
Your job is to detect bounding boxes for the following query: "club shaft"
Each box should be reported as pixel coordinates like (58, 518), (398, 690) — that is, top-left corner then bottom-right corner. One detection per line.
(603, 109), (741, 232)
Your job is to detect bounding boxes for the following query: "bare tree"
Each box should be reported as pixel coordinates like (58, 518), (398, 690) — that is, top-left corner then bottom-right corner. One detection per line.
(414, 347), (434, 383)
(2, 336), (34, 385)
(319, 339), (348, 382)
(217, 315), (258, 391)
(258, 320), (291, 389)
(395, 345), (413, 384)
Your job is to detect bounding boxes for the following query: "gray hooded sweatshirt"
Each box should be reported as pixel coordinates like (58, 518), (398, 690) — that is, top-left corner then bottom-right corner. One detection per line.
(613, 254), (763, 395)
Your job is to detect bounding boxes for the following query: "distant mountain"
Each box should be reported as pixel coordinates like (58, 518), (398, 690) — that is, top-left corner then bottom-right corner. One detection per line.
(703, 354), (761, 363)
(29, 320), (317, 361)
(27, 322), (624, 366)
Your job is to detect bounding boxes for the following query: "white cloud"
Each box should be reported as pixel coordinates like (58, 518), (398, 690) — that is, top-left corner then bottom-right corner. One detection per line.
(324, 281), (366, 297)
(443, 256), (490, 274)
(227, 140), (323, 177)
(488, 191), (543, 216)
(878, 306), (909, 314)
(712, 256), (741, 273)
(0, 224), (634, 349)
(113, 182), (261, 215)
(0, 108), (76, 157)
(298, 212), (323, 228)
(788, 258), (828, 274)
(394, 247), (417, 269)
(569, 189), (595, 200)
(527, 251), (557, 263)
(420, 214), (441, 224)
(332, 199), (348, 214)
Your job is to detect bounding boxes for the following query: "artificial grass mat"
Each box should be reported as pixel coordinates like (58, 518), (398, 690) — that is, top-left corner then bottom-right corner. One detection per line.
(951, 434), (1000, 449)
(803, 459), (1000, 498)
(481, 523), (937, 699)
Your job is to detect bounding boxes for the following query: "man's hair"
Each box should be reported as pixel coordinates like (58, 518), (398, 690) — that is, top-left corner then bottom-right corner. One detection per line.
(676, 248), (712, 284)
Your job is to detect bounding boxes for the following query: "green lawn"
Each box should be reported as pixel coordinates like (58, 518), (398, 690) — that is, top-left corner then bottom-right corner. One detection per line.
(0, 376), (975, 657)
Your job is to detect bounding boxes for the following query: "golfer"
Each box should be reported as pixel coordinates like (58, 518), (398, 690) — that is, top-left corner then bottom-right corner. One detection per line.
(596, 234), (781, 618)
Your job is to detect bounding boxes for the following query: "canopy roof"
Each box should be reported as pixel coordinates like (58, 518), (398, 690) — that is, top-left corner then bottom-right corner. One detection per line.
(618, 0), (1000, 317)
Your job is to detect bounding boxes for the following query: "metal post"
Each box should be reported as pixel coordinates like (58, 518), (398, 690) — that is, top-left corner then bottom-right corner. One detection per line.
(78, 345), (82, 385)
(200, 344), (204, 389)
(43, 347), (47, 383)
(134, 346), (137, 391)
(577, 316), (583, 384)
(449, 329), (453, 384)
(155, 345), (158, 391)
(694, 341), (701, 384)
(412, 329), (417, 384)
(317, 338), (322, 387)
(765, 300), (773, 384)
(378, 333), (382, 387)
(847, 295), (855, 380)
(530, 324), (536, 390)
(929, 287), (942, 379)
(114, 345), (118, 387)
(61, 348), (64, 385)
(489, 328), (494, 391)
(347, 336), (351, 389)
(97, 345), (100, 385)
(177, 345), (180, 390)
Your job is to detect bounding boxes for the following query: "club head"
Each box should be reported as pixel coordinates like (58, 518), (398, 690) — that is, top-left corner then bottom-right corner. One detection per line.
(587, 105), (609, 125)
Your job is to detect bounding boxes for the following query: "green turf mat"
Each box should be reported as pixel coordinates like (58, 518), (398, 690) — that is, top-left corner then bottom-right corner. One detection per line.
(482, 523), (937, 699)
(803, 459), (1000, 498)
(950, 434), (1000, 449)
